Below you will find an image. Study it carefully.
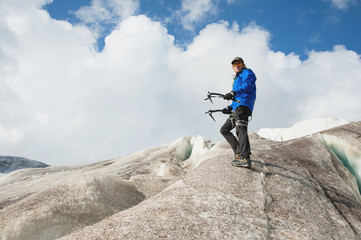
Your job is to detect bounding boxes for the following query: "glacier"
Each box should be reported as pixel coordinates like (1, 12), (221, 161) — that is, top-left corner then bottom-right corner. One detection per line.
(1, 120), (361, 239)
(1, 175), (145, 240)
(322, 133), (361, 195)
(0, 135), (212, 240)
(257, 118), (361, 195)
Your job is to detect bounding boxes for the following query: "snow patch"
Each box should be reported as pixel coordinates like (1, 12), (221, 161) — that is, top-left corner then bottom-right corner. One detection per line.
(258, 118), (348, 141)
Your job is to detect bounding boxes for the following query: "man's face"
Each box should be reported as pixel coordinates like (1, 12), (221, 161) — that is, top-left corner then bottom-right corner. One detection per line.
(232, 61), (244, 73)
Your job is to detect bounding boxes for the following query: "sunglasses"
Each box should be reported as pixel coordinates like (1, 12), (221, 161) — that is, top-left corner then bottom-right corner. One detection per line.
(232, 62), (242, 67)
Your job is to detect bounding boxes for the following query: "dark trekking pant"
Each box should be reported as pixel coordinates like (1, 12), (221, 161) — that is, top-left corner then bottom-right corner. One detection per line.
(220, 106), (252, 157)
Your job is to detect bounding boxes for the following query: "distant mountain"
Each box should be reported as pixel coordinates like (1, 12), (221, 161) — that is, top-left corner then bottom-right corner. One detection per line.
(0, 156), (49, 174)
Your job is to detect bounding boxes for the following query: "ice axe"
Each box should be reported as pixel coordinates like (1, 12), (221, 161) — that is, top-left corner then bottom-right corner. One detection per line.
(204, 91), (240, 103)
(204, 109), (223, 121)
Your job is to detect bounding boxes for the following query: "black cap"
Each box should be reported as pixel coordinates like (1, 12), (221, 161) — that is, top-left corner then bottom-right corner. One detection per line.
(231, 57), (244, 65)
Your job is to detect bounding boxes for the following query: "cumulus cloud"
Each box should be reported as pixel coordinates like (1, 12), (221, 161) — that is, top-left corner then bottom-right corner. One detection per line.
(1, 0), (360, 165)
(297, 45), (361, 120)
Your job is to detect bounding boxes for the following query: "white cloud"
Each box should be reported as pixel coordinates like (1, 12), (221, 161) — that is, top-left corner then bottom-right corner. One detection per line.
(325, 0), (356, 9)
(309, 33), (322, 43)
(177, 0), (218, 31)
(297, 45), (361, 120)
(74, 0), (139, 36)
(1, 1), (361, 166)
(0, 125), (24, 144)
(75, 0), (139, 24)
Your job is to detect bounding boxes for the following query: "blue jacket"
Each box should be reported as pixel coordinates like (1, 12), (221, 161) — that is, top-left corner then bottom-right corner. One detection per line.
(230, 68), (256, 112)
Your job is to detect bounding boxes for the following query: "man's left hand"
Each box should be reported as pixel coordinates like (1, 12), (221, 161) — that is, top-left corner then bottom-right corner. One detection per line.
(223, 91), (235, 100)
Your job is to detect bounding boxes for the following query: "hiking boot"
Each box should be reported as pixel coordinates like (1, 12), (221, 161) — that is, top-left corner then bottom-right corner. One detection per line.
(232, 154), (252, 168)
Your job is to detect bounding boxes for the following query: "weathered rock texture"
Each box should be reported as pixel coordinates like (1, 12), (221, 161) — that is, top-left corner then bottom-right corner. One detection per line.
(61, 122), (361, 240)
(0, 136), (209, 240)
(1, 123), (361, 240)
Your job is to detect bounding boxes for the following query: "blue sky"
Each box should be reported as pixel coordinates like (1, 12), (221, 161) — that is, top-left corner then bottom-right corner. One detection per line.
(1, 0), (361, 165)
(43, 0), (361, 59)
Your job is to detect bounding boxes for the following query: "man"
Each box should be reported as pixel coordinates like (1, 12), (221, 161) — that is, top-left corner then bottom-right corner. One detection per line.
(220, 57), (256, 168)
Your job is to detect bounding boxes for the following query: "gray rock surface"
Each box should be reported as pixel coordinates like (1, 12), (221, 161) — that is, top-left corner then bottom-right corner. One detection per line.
(0, 136), (210, 239)
(60, 122), (361, 240)
(1, 123), (361, 240)
(1, 175), (145, 240)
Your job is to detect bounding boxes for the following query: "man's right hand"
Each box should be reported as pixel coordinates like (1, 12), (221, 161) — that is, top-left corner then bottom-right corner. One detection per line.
(222, 106), (233, 114)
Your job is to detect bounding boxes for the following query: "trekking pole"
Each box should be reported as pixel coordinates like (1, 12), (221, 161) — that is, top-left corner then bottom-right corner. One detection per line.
(204, 109), (223, 121)
(204, 91), (240, 103)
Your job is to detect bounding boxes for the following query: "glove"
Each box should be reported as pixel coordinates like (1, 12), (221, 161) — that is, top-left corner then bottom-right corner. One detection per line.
(222, 106), (233, 114)
(223, 91), (236, 100)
